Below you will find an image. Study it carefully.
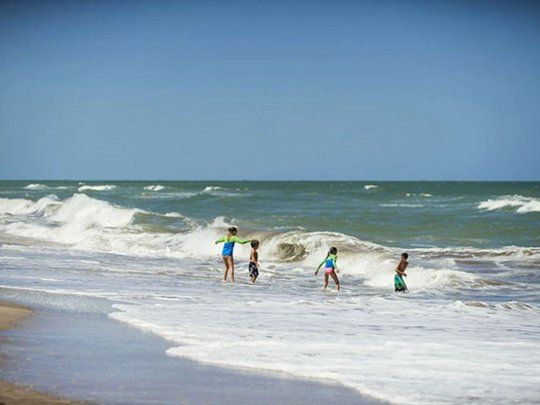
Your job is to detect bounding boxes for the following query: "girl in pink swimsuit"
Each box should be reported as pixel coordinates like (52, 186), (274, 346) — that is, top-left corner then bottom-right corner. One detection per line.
(315, 247), (340, 291)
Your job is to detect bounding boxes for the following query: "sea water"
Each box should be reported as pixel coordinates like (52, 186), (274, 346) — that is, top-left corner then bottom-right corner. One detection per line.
(0, 181), (539, 404)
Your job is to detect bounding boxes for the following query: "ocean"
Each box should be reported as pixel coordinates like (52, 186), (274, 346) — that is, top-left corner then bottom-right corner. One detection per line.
(1, 180), (539, 403)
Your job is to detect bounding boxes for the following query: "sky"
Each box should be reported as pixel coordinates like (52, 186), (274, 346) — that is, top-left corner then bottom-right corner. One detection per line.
(1, 0), (539, 181)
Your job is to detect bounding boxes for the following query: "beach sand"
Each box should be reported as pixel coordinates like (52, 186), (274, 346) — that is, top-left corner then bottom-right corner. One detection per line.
(0, 301), (31, 331)
(0, 301), (83, 404)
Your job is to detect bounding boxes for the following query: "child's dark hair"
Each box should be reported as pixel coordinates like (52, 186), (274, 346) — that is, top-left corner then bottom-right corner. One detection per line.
(251, 239), (259, 248)
(227, 226), (237, 233)
(401, 252), (408, 259)
(329, 247), (338, 255)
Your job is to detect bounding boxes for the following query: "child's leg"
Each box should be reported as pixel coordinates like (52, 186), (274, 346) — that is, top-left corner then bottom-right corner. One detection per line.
(330, 272), (340, 291)
(228, 256), (235, 283)
(222, 257), (229, 281)
(323, 273), (329, 290)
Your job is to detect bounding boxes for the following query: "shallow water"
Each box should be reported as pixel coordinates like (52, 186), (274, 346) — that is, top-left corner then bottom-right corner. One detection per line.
(0, 181), (539, 404)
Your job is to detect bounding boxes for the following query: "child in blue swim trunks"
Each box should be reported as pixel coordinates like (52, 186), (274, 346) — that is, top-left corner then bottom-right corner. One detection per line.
(215, 226), (251, 283)
(394, 252), (409, 292)
(249, 239), (260, 283)
(315, 247), (340, 291)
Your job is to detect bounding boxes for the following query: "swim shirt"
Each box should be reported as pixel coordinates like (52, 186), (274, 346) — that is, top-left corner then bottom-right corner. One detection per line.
(215, 235), (250, 256)
(320, 254), (337, 269)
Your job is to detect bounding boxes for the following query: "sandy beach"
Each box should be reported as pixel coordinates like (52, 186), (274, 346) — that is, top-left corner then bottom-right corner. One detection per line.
(0, 301), (31, 331)
(0, 301), (83, 404)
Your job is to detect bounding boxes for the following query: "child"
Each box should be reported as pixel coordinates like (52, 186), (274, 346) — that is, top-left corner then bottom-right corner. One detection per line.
(215, 226), (251, 283)
(315, 247), (340, 291)
(249, 239), (260, 283)
(394, 252), (409, 292)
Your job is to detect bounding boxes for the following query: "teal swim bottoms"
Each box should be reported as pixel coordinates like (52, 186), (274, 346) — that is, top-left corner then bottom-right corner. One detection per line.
(394, 274), (407, 292)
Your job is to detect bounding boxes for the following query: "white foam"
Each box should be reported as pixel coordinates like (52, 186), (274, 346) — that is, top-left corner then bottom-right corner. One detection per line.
(164, 212), (183, 218)
(1, 194), (137, 246)
(202, 186), (223, 193)
(0, 195), (60, 215)
(144, 185), (165, 191)
(478, 195), (540, 214)
(78, 185), (116, 192)
(108, 282), (540, 405)
(364, 184), (378, 190)
(24, 183), (47, 190)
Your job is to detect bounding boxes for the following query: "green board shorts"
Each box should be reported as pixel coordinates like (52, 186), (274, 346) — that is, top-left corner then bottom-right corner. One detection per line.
(394, 274), (407, 292)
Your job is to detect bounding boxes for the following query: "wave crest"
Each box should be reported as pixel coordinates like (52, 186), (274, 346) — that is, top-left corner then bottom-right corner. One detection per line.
(144, 185), (165, 191)
(24, 183), (48, 190)
(478, 195), (540, 213)
(78, 185), (116, 192)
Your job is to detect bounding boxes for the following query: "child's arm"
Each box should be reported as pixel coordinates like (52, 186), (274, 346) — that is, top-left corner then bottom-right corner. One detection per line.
(396, 262), (407, 276)
(230, 236), (251, 244)
(315, 258), (326, 275)
(333, 256), (339, 273)
(215, 236), (226, 244)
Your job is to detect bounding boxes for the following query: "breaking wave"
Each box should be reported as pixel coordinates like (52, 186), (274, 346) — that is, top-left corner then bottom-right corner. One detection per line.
(144, 185), (165, 191)
(478, 195), (540, 214)
(1, 194), (537, 291)
(78, 185), (116, 192)
(24, 183), (48, 190)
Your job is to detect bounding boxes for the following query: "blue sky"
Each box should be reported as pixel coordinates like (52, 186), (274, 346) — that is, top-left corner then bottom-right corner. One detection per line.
(1, 0), (539, 180)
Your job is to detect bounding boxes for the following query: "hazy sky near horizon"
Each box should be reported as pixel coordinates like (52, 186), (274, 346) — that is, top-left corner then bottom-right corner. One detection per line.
(1, 0), (539, 180)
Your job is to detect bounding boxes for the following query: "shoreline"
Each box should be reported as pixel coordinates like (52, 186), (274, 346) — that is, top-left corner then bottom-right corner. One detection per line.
(0, 301), (83, 404)
(0, 296), (380, 404)
(0, 301), (31, 331)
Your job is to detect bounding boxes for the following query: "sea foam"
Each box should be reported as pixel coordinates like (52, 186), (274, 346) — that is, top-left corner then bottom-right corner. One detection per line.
(78, 185), (116, 192)
(478, 195), (540, 213)
(144, 185), (165, 191)
(24, 183), (48, 190)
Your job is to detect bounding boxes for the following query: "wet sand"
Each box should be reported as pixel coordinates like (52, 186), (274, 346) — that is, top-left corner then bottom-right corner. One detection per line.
(0, 301), (31, 331)
(0, 296), (381, 404)
(0, 301), (83, 404)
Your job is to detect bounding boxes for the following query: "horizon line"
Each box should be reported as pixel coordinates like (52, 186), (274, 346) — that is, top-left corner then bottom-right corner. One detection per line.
(0, 179), (538, 183)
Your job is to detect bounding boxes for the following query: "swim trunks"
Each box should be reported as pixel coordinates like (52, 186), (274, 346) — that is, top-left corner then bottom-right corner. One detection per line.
(394, 274), (407, 292)
(324, 267), (335, 275)
(249, 262), (259, 278)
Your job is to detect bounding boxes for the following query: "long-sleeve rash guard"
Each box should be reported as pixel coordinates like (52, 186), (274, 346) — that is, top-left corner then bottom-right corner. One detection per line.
(317, 254), (337, 270)
(215, 235), (251, 256)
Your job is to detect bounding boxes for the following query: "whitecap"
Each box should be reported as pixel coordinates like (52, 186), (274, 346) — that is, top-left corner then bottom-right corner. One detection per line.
(202, 186), (223, 193)
(78, 185), (116, 192)
(24, 183), (47, 190)
(144, 185), (165, 191)
(478, 195), (540, 214)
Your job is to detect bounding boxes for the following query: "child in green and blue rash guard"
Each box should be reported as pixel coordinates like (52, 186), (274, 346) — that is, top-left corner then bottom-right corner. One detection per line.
(215, 226), (251, 283)
(315, 247), (340, 291)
